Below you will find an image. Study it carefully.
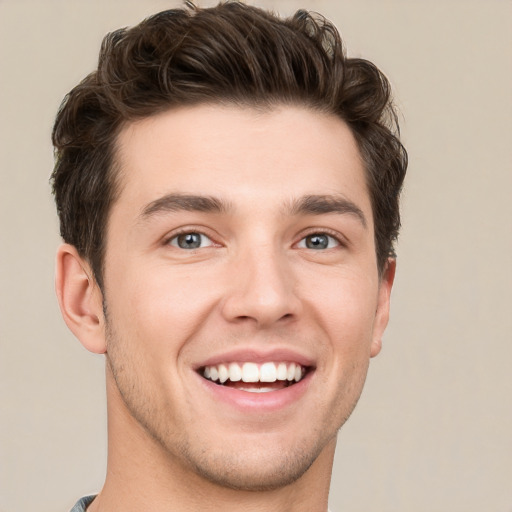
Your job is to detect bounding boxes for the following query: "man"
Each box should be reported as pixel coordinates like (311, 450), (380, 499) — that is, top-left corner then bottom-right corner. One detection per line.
(51, 2), (407, 511)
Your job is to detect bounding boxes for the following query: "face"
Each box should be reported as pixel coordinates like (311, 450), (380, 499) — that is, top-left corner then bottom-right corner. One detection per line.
(101, 105), (393, 490)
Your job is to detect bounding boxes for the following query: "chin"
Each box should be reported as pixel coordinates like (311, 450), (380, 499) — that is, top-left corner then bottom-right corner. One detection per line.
(175, 438), (329, 492)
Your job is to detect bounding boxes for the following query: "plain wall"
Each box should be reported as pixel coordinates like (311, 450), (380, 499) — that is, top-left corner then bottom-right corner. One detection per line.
(1, 1), (511, 511)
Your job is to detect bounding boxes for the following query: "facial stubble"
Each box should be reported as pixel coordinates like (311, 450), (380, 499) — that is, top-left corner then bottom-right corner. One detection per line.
(103, 303), (367, 493)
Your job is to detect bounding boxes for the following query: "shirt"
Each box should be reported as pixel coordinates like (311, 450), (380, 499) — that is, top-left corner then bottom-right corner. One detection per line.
(70, 495), (96, 512)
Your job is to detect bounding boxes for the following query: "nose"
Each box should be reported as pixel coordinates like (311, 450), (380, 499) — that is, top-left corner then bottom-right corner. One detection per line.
(220, 244), (301, 328)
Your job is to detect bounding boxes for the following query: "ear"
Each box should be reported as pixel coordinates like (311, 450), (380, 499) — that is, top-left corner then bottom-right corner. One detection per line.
(55, 244), (106, 354)
(370, 258), (396, 358)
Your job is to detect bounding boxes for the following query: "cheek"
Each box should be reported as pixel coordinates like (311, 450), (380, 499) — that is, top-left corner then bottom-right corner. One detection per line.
(303, 267), (378, 349)
(313, 274), (377, 419)
(106, 260), (221, 353)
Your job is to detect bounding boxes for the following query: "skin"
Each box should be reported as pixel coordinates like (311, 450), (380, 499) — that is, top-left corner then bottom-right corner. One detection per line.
(56, 105), (395, 512)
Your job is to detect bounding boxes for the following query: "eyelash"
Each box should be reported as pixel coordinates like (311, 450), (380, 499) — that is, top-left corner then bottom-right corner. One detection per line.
(164, 227), (217, 249)
(164, 227), (346, 251)
(295, 229), (346, 250)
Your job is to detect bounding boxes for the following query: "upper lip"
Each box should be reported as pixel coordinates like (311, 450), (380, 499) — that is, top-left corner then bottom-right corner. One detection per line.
(194, 347), (316, 370)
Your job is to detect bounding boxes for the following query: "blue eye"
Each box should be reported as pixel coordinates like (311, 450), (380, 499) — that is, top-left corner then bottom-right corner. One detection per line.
(298, 233), (339, 250)
(169, 232), (214, 249)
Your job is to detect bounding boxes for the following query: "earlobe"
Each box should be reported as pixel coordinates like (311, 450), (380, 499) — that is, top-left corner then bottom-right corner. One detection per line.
(55, 244), (107, 354)
(370, 258), (396, 358)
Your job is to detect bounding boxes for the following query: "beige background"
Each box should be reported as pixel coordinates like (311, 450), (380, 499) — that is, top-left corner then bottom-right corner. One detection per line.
(1, 1), (511, 511)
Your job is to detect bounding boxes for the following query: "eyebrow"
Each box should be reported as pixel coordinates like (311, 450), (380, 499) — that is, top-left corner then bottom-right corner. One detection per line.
(139, 193), (231, 220)
(287, 194), (367, 228)
(138, 192), (367, 228)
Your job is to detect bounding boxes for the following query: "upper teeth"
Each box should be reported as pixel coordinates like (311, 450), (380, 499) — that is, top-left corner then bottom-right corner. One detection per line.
(203, 362), (304, 383)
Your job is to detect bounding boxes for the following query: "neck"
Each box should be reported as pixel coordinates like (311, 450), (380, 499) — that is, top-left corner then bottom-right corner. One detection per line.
(90, 367), (335, 512)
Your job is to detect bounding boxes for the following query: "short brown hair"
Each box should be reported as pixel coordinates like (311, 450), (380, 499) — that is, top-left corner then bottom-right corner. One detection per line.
(51, 1), (407, 289)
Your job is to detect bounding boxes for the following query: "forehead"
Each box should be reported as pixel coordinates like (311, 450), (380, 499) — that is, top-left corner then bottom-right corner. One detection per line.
(113, 104), (371, 218)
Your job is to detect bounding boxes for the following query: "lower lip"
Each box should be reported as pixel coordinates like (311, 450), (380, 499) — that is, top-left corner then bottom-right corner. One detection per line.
(197, 371), (314, 413)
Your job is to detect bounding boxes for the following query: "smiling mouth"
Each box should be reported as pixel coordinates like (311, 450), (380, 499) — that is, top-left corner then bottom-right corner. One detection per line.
(199, 361), (310, 393)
